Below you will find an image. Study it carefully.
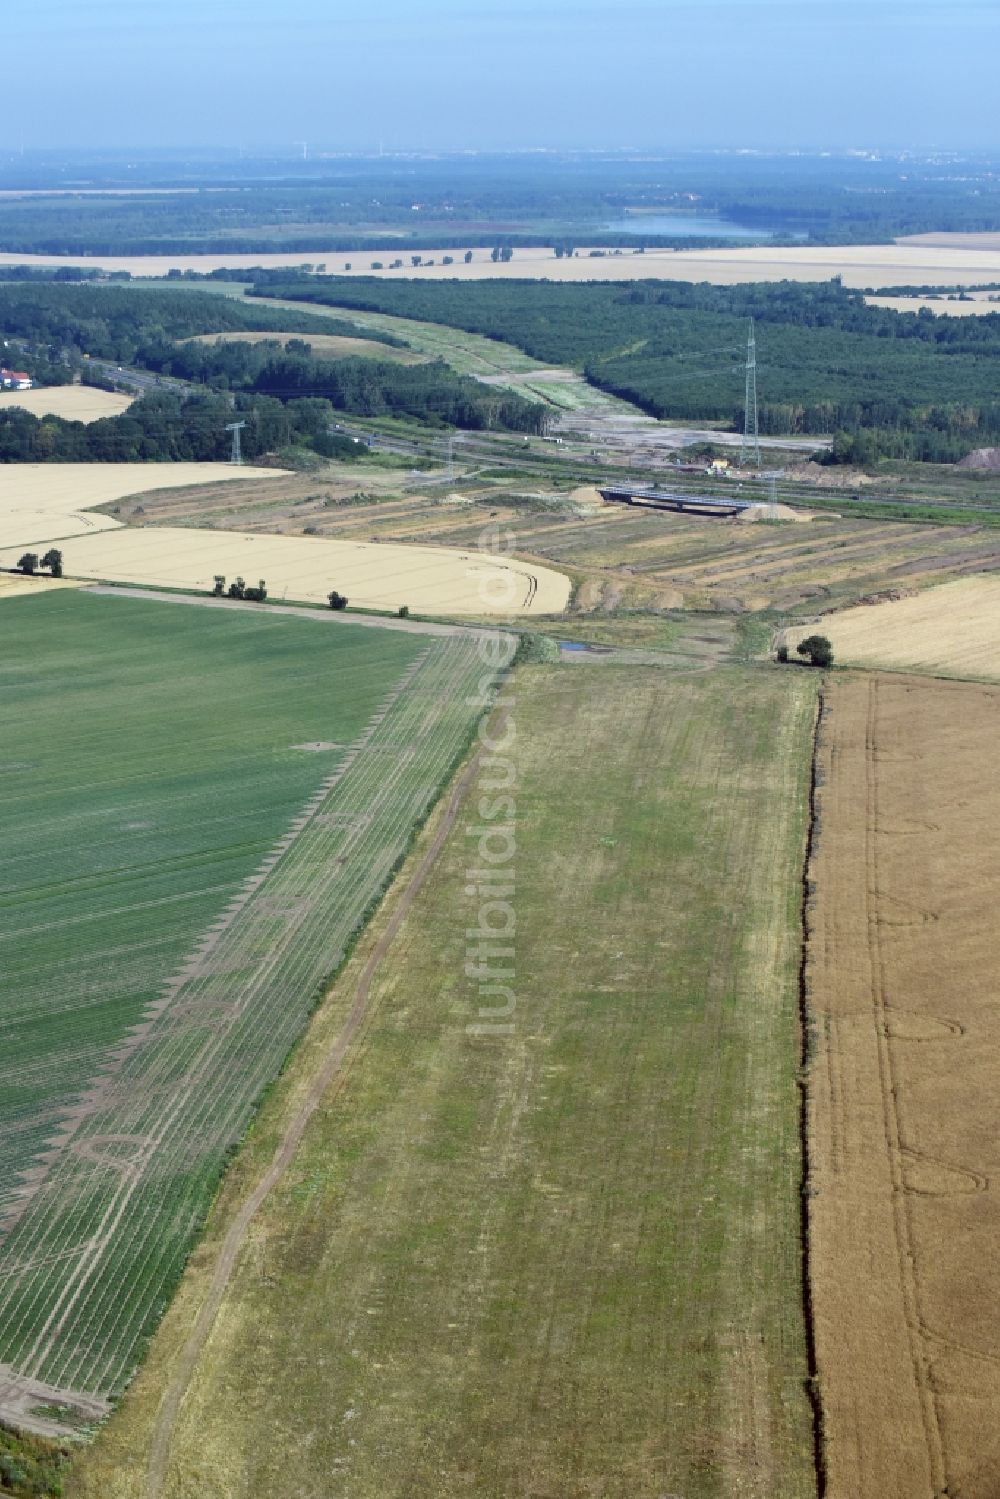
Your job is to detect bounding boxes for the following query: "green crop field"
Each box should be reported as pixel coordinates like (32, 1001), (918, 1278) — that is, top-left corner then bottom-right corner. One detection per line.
(0, 592), (498, 1410)
(73, 662), (819, 1499)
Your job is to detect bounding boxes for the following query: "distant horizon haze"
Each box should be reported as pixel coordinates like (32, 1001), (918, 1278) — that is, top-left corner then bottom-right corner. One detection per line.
(2, 0), (996, 154)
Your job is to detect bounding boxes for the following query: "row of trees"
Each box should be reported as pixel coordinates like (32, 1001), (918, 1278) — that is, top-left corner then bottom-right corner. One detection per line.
(212, 575), (268, 602)
(15, 549), (62, 576)
(208, 576), (353, 611)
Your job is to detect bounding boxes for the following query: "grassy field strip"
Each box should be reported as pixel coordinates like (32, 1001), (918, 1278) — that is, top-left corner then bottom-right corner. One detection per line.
(71, 664), (818, 1498)
(0, 607), (495, 1414)
(806, 676), (1000, 1497)
(142, 704), (512, 1499)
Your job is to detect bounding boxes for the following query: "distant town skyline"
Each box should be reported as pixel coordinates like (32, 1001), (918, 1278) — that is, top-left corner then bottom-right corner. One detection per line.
(3, 0), (997, 153)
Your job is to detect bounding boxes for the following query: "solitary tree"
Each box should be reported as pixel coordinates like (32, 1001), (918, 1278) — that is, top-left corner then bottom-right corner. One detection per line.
(212, 575), (226, 596)
(40, 548), (63, 577)
(17, 553), (38, 575)
(228, 576), (247, 600)
(464, 250), (473, 264)
(797, 634), (833, 668)
(327, 590), (348, 611)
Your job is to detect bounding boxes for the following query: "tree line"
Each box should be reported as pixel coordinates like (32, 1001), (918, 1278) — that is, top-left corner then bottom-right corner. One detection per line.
(0, 389), (355, 464)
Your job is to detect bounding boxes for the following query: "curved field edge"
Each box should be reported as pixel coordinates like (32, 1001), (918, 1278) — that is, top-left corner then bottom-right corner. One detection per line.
(71, 663), (819, 1499)
(0, 599), (507, 1416)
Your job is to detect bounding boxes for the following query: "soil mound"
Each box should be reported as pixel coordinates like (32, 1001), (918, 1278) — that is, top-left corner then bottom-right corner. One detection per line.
(735, 502), (812, 523)
(957, 447), (1000, 470)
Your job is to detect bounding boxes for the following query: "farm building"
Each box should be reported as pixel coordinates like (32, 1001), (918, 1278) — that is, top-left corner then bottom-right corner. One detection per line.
(0, 369), (33, 390)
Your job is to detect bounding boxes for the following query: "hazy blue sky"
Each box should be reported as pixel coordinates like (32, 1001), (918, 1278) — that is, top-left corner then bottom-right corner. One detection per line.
(5, 0), (997, 152)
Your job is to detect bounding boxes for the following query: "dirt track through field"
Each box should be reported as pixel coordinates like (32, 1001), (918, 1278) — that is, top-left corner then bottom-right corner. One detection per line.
(806, 674), (1000, 1498)
(144, 712), (507, 1499)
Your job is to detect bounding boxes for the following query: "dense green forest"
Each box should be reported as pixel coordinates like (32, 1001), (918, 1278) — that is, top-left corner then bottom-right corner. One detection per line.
(0, 285), (547, 458)
(140, 337), (547, 433)
(0, 388), (356, 463)
(0, 284), (388, 363)
(254, 276), (1000, 462)
(2, 152), (1000, 253)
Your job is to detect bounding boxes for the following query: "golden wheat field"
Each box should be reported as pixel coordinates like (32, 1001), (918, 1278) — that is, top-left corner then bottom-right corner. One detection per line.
(0, 463), (284, 550)
(23, 525), (567, 614)
(787, 578), (1000, 681)
(0, 464), (570, 615)
(806, 674), (1000, 1499)
(866, 294), (1000, 317)
(6, 239), (1000, 287)
(0, 387), (134, 422)
(0, 572), (78, 599)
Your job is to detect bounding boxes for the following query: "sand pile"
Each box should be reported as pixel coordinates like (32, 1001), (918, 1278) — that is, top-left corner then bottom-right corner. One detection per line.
(736, 502), (812, 523)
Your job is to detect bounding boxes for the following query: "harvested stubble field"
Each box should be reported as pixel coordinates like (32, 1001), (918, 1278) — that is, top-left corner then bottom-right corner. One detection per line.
(866, 293), (1000, 318)
(8, 239), (1000, 287)
(123, 469), (1000, 617)
(0, 463), (282, 551)
(0, 464), (570, 616)
(72, 663), (819, 1499)
(806, 674), (1000, 1499)
(788, 577), (1000, 681)
(0, 591), (497, 1424)
(0, 388), (134, 423)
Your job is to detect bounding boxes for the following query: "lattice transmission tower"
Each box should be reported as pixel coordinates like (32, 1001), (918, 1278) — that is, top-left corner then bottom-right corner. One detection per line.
(225, 420), (246, 465)
(740, 318), (760, 469)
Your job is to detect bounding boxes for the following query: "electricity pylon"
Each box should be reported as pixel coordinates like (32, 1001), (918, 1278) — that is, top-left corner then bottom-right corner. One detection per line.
(740, 318), (760, 469)
(225, 421), (246, 465)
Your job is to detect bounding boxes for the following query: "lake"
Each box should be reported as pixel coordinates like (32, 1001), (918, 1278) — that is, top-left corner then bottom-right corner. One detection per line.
(605, 213), (779, 240)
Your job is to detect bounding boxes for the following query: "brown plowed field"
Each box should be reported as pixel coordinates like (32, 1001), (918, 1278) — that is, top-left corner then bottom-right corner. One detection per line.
(806, 674), (1000, 1498)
